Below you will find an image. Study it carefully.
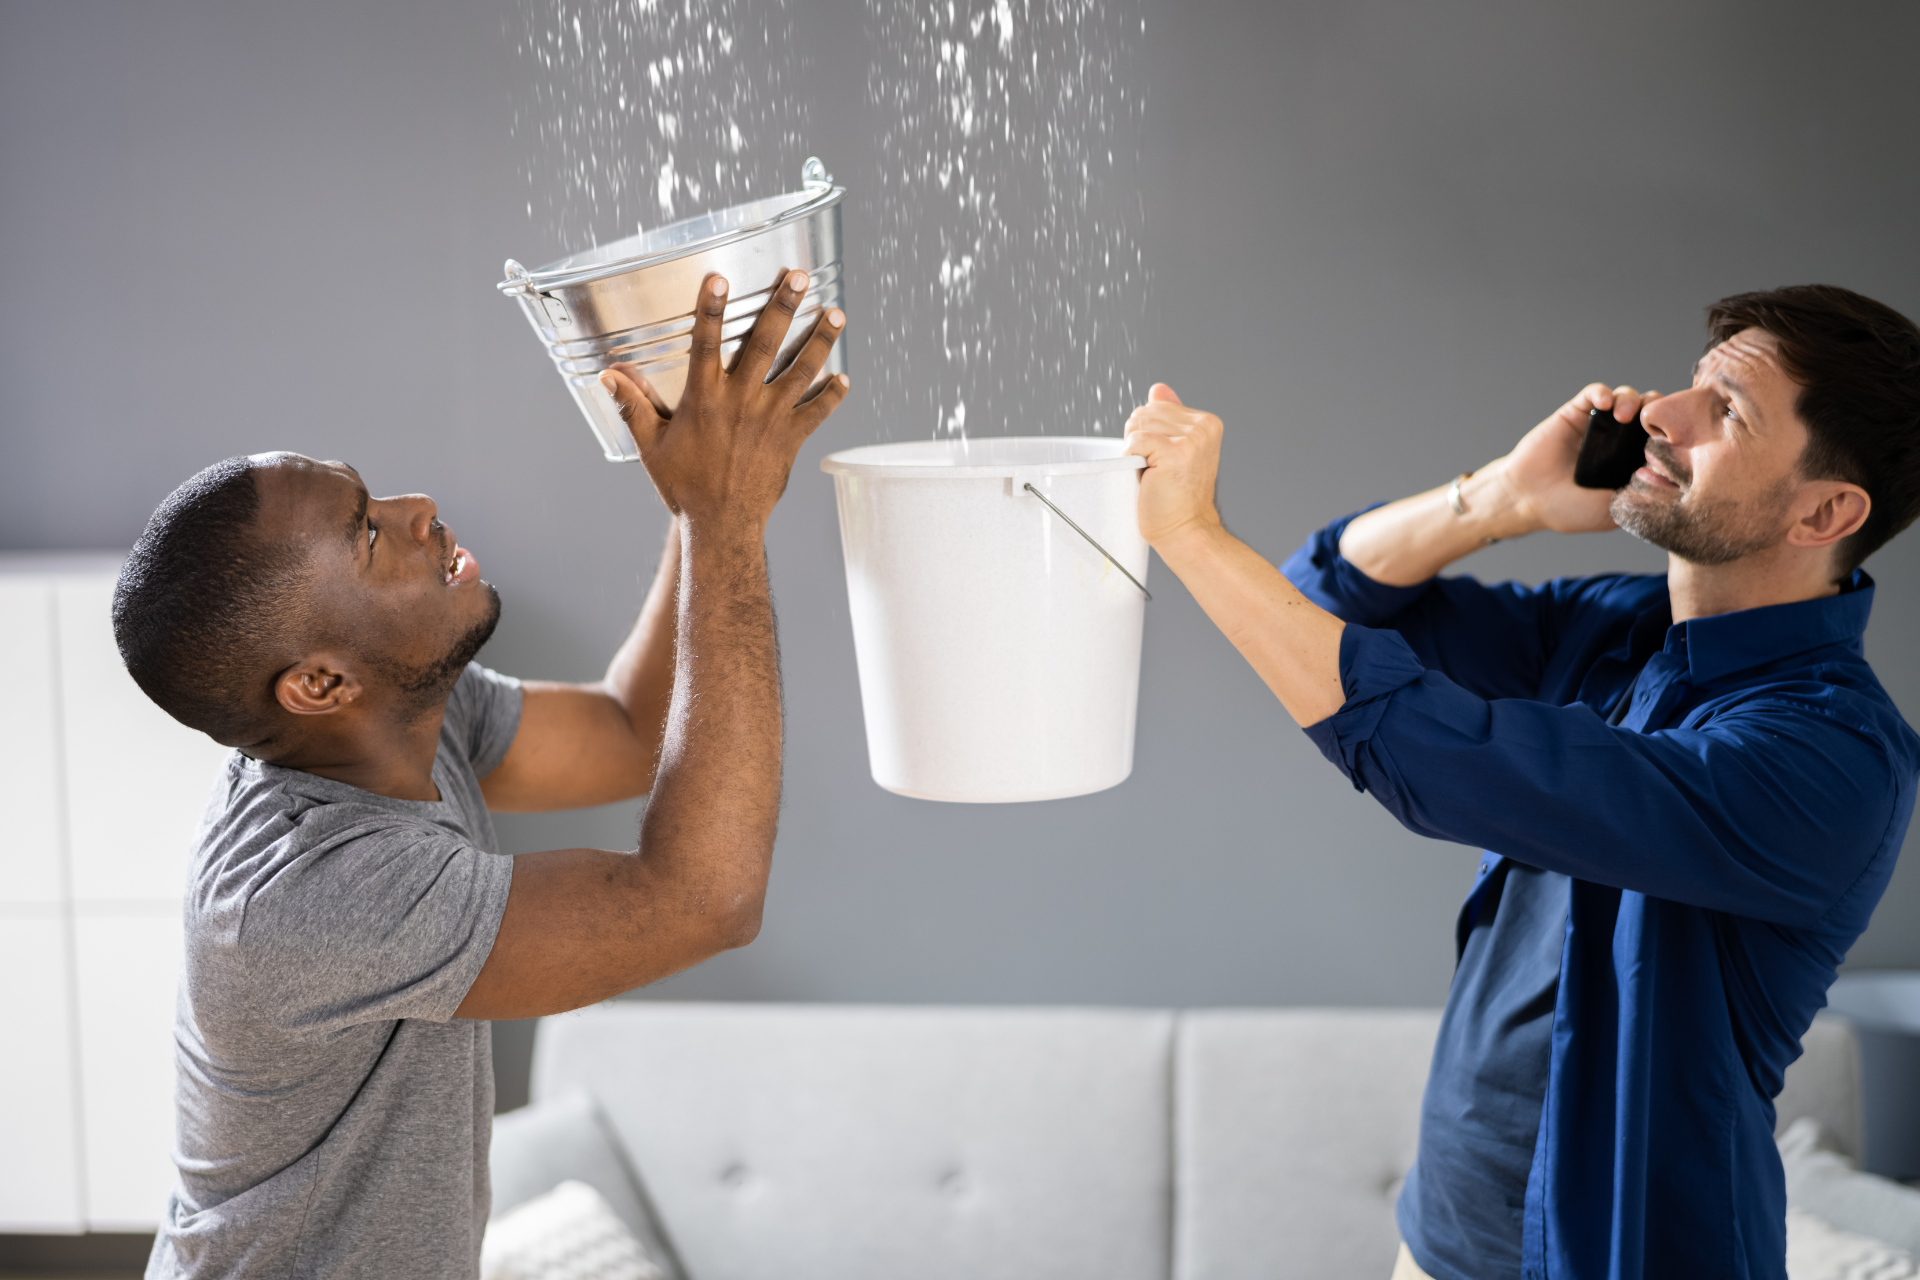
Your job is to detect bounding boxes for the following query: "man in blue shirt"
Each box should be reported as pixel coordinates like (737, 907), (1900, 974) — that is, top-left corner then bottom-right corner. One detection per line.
(1124, 284), (1920, 1280)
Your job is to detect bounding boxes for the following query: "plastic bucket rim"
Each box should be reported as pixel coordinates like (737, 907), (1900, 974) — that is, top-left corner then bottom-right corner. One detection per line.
(821, 435), (1145, 480)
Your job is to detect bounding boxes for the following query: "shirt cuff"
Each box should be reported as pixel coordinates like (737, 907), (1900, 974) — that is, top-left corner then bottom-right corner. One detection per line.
(1303, 624), (1429, 790)
(1279, 505), (1435, 625)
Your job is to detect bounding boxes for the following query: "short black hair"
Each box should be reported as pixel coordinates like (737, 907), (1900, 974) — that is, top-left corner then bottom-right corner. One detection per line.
(113, 458), (305, 743)
(1706, 285), (1920, 574)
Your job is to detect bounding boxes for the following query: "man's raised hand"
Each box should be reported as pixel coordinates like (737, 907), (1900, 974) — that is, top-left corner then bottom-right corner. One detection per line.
(600, 270), (849, 530)
(1125, 382), (1227, 547)
(1497, 382), (1663, 535)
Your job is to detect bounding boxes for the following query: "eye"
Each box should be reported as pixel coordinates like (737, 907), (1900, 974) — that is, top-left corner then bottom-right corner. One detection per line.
(368, 525), (379, 551)
(1723, 402), (1741, 423)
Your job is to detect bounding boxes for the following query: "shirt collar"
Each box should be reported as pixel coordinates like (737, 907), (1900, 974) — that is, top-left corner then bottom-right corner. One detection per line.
(1662, 569), (1876, 684)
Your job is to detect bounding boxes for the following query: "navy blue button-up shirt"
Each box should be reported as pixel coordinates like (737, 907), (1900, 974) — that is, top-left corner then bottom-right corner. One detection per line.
(1282, 511), (1920, 1280)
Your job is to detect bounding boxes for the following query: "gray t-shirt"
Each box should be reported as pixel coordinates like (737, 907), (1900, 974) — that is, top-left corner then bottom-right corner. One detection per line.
(148, 664), (522, 1280)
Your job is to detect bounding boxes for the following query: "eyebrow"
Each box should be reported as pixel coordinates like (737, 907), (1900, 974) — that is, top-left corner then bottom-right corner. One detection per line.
(346, 486), (369, 554)
(1706, 373), (1763, 427)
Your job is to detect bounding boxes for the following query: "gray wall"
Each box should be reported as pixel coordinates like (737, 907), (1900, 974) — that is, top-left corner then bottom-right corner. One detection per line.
(6, 1), (1919, 1035)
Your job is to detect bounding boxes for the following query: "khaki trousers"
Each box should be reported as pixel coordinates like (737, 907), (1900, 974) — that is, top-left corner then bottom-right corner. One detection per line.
(1392, 1243), (1437, 1280)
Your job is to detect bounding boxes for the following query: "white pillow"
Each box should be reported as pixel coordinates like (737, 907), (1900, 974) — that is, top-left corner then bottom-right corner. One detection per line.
(1781, 1117), (1920, 1257)
(1787, 1208), (1918, 1280)
(481, 1180), (670, 1280)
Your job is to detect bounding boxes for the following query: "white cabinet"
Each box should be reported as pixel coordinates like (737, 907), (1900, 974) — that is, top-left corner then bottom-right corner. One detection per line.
(0, 576), (64, 907)
(57, 575), (227, 903)
(74, 907), (186, 1229)
(0, 911), (85, 1232)
(0, 555), (228, 1234)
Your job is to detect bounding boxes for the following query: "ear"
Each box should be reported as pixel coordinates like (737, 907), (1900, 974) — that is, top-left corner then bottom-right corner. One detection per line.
(1786, 481), (1871, 552)
(274, 655), (363, 717)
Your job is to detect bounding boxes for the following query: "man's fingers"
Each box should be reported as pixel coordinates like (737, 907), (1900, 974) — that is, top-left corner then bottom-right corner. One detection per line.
(1126, 402), (1216, 436)
(606, 363), (672, 419)
(1149, 382), (1183, 405)
(600, 367), (664, 453)
(792, 372), (851, 437)
(634, 370), (672, 419)
(734, 269), (808, 385)
(685, 275), (729, 396)
(773, 307), (845, 401)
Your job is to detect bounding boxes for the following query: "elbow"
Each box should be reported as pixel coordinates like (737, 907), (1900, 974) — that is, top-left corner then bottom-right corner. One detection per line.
(710, 891), (765, 952)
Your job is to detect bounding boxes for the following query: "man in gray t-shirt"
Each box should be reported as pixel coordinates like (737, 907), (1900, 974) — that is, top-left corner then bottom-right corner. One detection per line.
(112, 271), (848, 1279)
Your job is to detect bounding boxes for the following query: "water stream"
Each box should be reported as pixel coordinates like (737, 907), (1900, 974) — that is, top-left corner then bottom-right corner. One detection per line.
(511, 0), (1148, 442)
(866, 0), (1149, 440)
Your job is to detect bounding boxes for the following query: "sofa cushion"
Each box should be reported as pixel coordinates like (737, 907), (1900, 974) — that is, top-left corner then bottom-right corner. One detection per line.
(533, 1003), (1175, 1280)
(482, 1180), (668, 1280)
(1785, 1207), (1918, 1280)
(491, 1090), (685, 1279)
(1780, 1117), (1920, 1258)
(1175, 1009), (1441, 1280)
(1774, 1014), (1864, 1161)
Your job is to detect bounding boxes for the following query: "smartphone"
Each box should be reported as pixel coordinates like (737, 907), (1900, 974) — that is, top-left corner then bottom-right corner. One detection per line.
(1574, 407), (1648, 490)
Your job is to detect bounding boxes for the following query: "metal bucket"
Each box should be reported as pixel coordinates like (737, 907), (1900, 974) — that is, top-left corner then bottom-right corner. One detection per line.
(499, 157), (846, 462)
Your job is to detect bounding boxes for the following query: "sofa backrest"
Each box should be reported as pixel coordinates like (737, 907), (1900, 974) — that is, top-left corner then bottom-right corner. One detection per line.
(1168, 1009), (1861, 1280)
(1175, 1009), (1439, 1280)
(533, 1003), (1175, 1280)
(529, 1003), (1860, 1280)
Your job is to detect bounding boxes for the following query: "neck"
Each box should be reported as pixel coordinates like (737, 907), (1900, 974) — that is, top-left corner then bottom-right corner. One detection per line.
(262, 705), (448, 801)
(1666, 544), (1843, 624)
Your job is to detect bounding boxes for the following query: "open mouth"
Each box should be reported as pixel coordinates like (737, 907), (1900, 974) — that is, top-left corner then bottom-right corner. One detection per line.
(444, 545), (477, 585)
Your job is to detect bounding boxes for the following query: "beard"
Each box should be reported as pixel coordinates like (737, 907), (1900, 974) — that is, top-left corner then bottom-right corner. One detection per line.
(384, 582), (503, 719)
(1610, 441), (1792, 566)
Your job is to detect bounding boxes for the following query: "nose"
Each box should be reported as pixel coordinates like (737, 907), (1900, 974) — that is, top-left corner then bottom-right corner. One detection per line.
(373, 493), (440, 544)
(1641, 386), (1708, 447)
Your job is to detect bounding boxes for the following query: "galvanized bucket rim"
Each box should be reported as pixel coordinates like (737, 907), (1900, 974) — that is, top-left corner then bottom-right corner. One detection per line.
(500, 182), (845, 296)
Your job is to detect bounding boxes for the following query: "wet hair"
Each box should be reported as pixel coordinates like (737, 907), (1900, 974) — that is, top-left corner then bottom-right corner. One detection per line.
(1706, 285), (1920, 574)
(112, 458), (304, 743)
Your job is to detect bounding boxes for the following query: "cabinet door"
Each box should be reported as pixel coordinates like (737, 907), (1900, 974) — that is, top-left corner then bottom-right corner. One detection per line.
(0, 577), (65, 906)
(73, 905), (183, 1230)
(55, 574), (231, 903)
(0, 910), (86, 1231)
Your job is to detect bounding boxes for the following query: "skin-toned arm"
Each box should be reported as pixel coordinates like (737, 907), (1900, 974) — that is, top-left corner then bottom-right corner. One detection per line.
(1337, 383), (1658, 585)
(478, 521), (681, 812)
(455, 270), (849, 1019)
(1124, 384), (1347, 727)
(1123, 383), (1656, 728)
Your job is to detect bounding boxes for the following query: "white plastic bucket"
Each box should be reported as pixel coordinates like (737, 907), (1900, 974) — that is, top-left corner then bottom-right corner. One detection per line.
(820, 437), (1149, 803)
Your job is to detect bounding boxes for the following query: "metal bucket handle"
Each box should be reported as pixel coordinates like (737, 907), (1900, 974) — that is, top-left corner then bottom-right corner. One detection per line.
(1022, 482), (1152, 601)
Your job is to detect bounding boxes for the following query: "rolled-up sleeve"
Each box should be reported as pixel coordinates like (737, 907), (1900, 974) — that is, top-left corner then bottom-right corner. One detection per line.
(1304, 625), (1903, 926)
(1282, 510), (1584, 702)
(1281, 508), (1430, 624)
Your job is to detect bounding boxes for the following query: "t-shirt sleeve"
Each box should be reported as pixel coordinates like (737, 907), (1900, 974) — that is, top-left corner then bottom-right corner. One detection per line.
(218, 813), (514, 1035)
(444, 663), (524, 778)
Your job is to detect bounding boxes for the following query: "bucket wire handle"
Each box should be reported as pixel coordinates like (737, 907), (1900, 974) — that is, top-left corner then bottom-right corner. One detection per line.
(1023, 483), (1152, 601)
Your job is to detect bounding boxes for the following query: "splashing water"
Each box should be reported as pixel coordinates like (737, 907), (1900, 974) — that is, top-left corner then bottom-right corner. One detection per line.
(867, 0), (1149, 440)
(511, 0), (810, 257)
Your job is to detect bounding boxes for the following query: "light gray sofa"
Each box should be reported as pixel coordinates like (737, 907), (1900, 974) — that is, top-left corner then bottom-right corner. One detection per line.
(506, 1003), (1864, 1280)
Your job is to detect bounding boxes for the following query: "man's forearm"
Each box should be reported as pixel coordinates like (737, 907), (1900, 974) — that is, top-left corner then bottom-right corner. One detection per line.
(1337, 461), (1539, 586)
(601, 517), (681, 737)
(1154, 520), (1348, 727)
(636, 516), (781, 939)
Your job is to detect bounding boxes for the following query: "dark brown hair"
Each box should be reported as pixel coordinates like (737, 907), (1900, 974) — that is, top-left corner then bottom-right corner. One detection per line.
(1706, 284), (1920, 574)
